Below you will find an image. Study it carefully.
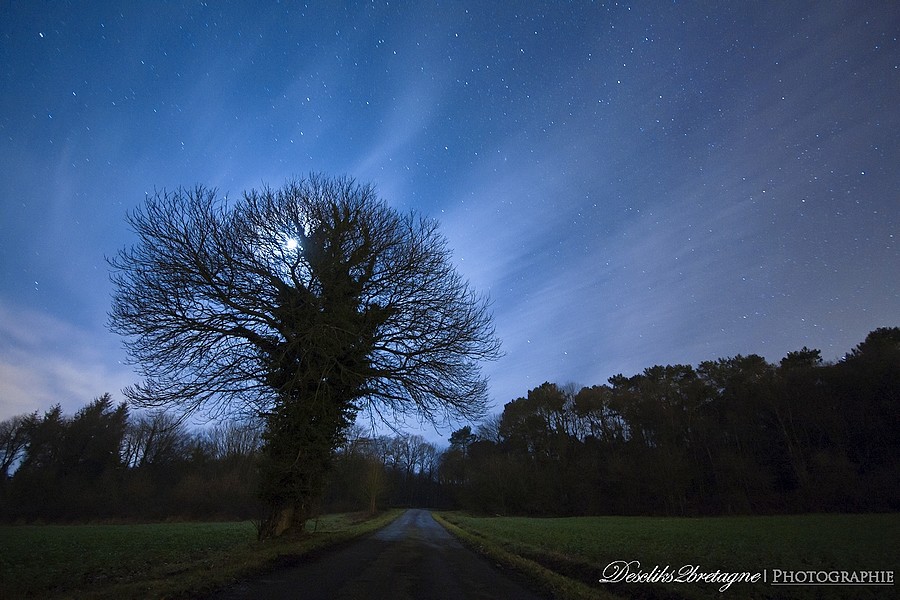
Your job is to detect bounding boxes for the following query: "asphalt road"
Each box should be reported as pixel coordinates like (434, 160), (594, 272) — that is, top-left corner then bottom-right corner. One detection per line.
(217, 509), (546, 600)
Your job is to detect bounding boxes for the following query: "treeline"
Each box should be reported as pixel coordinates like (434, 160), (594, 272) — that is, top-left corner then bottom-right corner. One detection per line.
(0, 398), (261, 521)
(442, 327), (899, 516)
(326, 427), (447, 512)
(2, 327), (896, 522)
(0, 399), (443, 523)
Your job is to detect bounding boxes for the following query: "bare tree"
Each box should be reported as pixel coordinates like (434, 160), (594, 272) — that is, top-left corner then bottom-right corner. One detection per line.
(121, 411), (190, 468)
(109, 175), (500, 537)
(0, 414), (33, 480)
(415, 438), (439, 479)
(207, 419), (264, 460)
(475, 413), (503, 444)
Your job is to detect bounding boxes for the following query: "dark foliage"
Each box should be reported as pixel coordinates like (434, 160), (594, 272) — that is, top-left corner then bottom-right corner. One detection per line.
(0, 402), (262, 522)
(3, 396), (128, 520)
(443, 327), (900, 516)
(0, 400), (442, 523)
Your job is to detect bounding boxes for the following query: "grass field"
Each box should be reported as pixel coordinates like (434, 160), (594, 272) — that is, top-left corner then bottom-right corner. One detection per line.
(0, 511), (401, 599)
(435, 512), (899, 600)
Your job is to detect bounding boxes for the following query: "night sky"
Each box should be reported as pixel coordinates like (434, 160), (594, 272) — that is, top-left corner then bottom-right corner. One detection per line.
(1, 2), (898, 441)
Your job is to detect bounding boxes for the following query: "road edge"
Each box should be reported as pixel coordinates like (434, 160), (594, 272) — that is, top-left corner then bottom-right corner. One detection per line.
(431, 512), (617, 600)
(125, 510), (406, 600)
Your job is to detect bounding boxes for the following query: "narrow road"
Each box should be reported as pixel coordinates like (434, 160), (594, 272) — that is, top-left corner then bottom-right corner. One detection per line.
(218, 509), (546, 600)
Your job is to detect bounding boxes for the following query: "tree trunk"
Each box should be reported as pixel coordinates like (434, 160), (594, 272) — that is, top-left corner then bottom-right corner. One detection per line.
(275, 500), (313, 536)
(258, 497), (314, 539)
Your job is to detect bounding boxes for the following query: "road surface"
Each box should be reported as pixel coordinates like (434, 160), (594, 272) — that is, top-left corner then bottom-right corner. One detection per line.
(218, 509), (546, 600)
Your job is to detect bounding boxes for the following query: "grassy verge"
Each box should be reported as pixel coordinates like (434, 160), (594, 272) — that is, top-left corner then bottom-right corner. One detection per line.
(0, 510), (402, 599)
(434, 512), (899, 600)
(433, 512), (613, 600)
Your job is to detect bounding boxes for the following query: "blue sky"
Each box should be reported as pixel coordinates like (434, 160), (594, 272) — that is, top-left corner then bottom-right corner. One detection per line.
(1, 2), (898, 443)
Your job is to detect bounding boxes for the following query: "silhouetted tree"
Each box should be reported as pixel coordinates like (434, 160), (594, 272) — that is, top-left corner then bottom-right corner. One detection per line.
(65, 394), (129, 480)
(7, 396), (127, 519)
(830, 327), (900, 510)
(121, 410), (190, 469)
(696, 355), (778, 513)
(10, 405), (68, 518)
(475, 413), (503, 444)
(440, 427), (475, 493)
(0, 413), (32, 480)
(108, 175), (500, 537)
(448, 426), (477, 456)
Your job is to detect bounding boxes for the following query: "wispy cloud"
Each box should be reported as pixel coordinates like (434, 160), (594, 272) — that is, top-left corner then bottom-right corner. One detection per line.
(435, 98), (792, 406)
(0, 299), (135, 420)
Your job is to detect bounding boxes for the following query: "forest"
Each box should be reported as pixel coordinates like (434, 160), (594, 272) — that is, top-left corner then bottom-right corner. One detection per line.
(444, 327), (899, 516)
(1, 327), (897, 522)
(0, 400), (444, 523)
